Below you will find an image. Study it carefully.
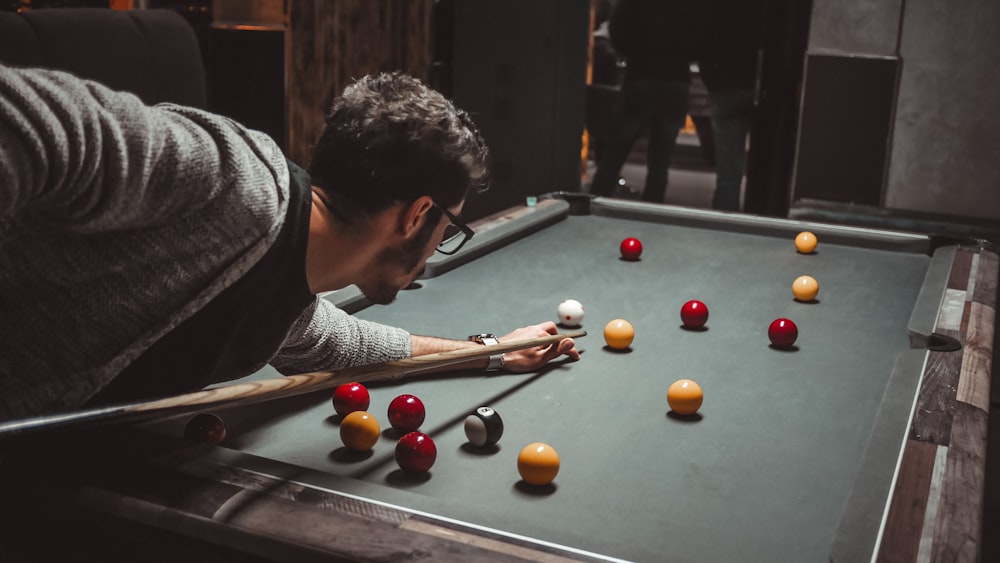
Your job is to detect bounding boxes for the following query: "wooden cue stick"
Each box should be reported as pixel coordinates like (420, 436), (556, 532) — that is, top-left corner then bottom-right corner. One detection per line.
(0, 330), (586, 442)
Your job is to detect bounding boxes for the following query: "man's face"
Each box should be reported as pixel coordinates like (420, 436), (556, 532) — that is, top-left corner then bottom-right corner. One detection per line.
(360, 202), (461, 305)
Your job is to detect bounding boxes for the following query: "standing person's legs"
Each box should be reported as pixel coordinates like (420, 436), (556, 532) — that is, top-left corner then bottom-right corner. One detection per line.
(692, 116), (715, 166)
(641, 80), (689, 204)
(590, 79), (661, 197)
(709, 89), (754, 211)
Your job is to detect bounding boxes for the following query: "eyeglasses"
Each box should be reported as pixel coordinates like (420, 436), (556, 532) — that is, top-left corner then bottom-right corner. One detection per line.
(433, 202), (474, 255)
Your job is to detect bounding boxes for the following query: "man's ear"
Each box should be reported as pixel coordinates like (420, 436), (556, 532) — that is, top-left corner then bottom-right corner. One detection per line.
(401, 196), (435, 238)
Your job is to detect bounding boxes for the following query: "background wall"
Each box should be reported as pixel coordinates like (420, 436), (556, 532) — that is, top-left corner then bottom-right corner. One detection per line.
(285, 0), (434, 168)
(886, 0), (1000, 219)
(808, 0), (901, 55)
(211, 0), (587, 222)
(794, 0), (1000, 222)
(449, 0), (589, 221)
(209, 0), (434, 168)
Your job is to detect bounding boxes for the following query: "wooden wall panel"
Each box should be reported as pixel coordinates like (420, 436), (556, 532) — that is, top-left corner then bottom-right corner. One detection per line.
(287, 0), (434, 167)
(800, 0), (1000, 222)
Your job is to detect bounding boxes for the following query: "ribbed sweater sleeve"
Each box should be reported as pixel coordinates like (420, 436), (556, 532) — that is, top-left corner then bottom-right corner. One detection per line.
(0, 65), (288, 417)
(271, 298), (413, 374)
(0, 65), (284, 231)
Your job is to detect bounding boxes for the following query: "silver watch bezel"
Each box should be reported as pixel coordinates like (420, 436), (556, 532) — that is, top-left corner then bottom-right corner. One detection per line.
(468, 333), (500, 346)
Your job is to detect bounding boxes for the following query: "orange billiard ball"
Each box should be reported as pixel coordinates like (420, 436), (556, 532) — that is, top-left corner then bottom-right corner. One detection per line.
(604, 318), (635, 349)
(340, 411), (381, 451)
(667, 379), (703, 415)
(517, 442), (560, 486)
(795, 231), (818, 254)
(792, 275), (820, 301)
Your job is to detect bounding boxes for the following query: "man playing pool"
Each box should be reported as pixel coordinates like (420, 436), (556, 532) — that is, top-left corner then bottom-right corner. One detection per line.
(0, 65), (579, 419)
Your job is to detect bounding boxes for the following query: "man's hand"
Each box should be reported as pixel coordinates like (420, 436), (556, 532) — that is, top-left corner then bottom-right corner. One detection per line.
(497, 321), (581, 372)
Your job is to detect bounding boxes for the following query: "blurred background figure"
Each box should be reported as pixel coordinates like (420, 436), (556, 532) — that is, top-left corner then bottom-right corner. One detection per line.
(588, 0), (706, 204)
(590, 0), (621, 88)
(699, 0), (763, 211)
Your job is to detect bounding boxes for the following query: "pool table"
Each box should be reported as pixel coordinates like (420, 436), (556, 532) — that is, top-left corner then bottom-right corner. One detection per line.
(2, 195), (996, 562)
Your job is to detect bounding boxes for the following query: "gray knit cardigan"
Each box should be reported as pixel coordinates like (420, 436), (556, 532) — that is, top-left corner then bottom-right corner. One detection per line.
(0, 66), (411, 419)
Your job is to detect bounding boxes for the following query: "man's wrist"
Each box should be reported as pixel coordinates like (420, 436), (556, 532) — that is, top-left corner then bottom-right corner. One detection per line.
(468, 333), (505, 371)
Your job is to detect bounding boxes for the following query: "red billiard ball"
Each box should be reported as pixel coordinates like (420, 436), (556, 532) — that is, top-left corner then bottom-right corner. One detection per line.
(184, 413), (227, 445)
(768, 318), (798, 347)
(395, 431), (437, 473)
(620, 237), (643, 260)
(680, 300), (709, 328)
(332, 382), (370, 416)
(388, 394), (426, 432)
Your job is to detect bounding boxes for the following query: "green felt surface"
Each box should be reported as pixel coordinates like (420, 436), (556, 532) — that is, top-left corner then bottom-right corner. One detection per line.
(155, 204), (938, 562)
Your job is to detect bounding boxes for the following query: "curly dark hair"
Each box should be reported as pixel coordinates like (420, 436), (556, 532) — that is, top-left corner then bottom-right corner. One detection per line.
(309, 72), (490, 225)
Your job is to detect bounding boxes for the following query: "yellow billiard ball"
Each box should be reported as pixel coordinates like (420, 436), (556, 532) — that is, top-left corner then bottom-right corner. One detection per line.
(340, 411), (381, 451)
(792, 275), (820, 302)
(604, 318), (635, 349)
(517, 442), (560, 486)
(667, 379), (703, 415)
(795, 231), (818, 254)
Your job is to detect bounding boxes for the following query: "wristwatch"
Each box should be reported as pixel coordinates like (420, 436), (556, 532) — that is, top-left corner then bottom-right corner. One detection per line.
(468, 333), (504, 371)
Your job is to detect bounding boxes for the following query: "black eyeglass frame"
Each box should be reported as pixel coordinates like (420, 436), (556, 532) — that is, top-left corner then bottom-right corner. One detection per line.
(433, 201), (475, 255)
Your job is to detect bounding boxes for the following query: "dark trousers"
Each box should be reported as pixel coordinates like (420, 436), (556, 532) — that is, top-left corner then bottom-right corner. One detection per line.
(591, 78), (690, 203)
(708, 89), (755, 211)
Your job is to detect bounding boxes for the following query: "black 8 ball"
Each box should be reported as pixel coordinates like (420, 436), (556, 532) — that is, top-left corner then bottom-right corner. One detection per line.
(464, 406), (504, 447)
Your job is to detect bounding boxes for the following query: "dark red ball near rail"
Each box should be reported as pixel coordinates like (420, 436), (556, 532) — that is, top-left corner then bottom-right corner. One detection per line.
(395, 431), (437, 473)
(768, 318), (798, 347)
(184, 413), (227, 445)
(388, 394), (426, 432)
(680, 300), (709, 328)
(620, 237), (643, 260)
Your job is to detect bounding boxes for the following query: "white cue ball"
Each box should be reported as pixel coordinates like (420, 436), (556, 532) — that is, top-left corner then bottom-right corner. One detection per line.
(556, 299), (585, 327)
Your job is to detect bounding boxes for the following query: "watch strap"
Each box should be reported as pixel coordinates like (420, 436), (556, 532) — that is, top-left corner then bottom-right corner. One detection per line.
(469, 333), (504, 371)
(485, 352), (505, 371)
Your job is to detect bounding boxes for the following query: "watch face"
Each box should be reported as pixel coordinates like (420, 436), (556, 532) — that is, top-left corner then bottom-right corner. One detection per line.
(470, 333), (499, 345)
